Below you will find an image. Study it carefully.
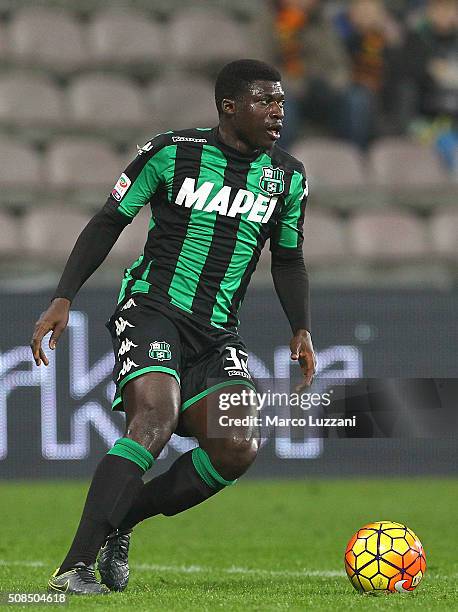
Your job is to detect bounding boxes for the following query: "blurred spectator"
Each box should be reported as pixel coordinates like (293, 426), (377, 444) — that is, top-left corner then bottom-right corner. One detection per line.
(273, 0), (350, 147)
(402, 0), (458, 118)
(384, 0), (427, 21)
(274, 0), (402, 150)
(401, 0), (458, 172)
(334, 0), (403, 149)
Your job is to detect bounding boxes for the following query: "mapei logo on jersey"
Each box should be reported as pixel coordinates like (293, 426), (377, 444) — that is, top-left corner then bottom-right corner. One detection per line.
(175, 178), (279, 224)
(149, 341), (172, 361)
(111, 173), (131, 202)
(259, 166), (285, 196)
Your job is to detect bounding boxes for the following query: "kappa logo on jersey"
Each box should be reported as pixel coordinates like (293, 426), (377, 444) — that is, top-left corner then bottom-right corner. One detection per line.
(175, 178), (278, 224)
(111, 173), (131, 201)
(172, 136), (208, 143)
(300, 179), (309, 200)
(224, 346), (251, 379)
(117, 357), (139, 381)
(149, 341), (172, 361)
(259, 167), (285, 196)
(117, 338), (138, 357)
(115, 316), (134, 337)
(136, 140), (154, 155)
(120, 298), (137, 311)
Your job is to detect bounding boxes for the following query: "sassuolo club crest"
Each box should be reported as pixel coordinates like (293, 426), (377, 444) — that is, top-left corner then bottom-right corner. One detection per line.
(149, 341), (172, 361)
(259, 167), (285, 196)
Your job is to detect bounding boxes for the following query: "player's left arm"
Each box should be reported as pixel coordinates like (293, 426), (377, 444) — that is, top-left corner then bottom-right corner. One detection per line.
(270, 163), (316, 387)
(30, 137), (169, 366)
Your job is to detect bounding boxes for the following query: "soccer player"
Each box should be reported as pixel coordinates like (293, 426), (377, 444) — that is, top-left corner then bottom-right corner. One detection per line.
(30, 59), (316, 595)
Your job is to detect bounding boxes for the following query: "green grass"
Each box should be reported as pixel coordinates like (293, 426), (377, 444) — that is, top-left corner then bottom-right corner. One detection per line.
(0, 479), (457, 610)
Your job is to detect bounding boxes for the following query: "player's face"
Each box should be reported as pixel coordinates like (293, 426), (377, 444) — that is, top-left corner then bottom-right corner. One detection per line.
(234, 80), (285, 150)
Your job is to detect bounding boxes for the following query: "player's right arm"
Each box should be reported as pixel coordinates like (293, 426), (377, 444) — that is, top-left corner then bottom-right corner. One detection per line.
(30, 135), (169, 366)
(270, 161), (316, 387)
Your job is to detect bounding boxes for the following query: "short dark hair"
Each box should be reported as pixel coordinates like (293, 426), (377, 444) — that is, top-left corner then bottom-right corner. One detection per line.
(215, 59), (282, 114)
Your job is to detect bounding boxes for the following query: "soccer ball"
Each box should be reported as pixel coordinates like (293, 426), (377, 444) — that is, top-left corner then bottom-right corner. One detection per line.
(344, 521), (426, 594)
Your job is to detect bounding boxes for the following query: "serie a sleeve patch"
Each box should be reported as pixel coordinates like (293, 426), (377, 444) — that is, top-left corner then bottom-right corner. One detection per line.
(111, 173), (132, 202)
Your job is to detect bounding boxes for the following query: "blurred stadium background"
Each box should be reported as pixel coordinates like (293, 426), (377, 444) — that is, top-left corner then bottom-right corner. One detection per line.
(0, 0), (457, 481)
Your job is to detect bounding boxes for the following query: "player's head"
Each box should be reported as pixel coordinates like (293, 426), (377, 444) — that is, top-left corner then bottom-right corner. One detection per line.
(215, 59), (284, 150)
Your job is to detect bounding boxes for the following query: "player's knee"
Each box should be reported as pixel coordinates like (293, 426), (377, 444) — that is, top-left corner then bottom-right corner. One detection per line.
(125, 398), (179, 456)
(212, 433), (260, 480)
(123, 374), (180, 455)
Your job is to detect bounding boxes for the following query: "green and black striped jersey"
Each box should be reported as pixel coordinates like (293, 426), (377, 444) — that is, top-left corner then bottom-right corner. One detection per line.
(107, 127), (308, 331)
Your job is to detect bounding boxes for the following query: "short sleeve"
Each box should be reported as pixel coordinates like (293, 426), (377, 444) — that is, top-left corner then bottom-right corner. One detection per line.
(105, 134), (173, 222)
(270, 164), (308, 252)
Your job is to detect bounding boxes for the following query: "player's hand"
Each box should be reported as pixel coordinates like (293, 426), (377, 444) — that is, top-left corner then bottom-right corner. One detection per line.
(290, 329), (316, 390)
(30, 298), (71, 366)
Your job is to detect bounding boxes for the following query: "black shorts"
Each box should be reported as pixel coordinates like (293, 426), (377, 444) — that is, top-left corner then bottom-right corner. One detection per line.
(106, 295), (255, 413)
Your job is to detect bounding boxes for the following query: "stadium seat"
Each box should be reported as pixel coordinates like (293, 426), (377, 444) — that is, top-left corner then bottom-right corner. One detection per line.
(0, 211), (21, 255)
(146, 76), (217, 131)
(245, 17), (276, 64)
(369, 138), (449, 187)
(8, 7), (87, 73)
(430, 207), (458, 260)
(290, 138), (366, 188)
(87, 9), (165, 69)
(348, 209), (429, 260)
(168, 9), (251, 69)
(67, 74), (149, 129)
(303, 211), (348, 261)
(45, 138), (121, 189)
(254, 212), (348, 282)
(0, 73), (65, 128)
(0, 23), (7, 60)
(0, 138), (42, 187)
(23, 207), (92, 260)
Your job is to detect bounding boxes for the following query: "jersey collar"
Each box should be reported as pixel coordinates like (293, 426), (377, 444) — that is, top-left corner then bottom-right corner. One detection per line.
(211, 127), (268, 163)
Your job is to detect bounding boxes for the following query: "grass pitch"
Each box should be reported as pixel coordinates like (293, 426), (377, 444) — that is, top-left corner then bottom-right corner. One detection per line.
(0, 478), (457, 610)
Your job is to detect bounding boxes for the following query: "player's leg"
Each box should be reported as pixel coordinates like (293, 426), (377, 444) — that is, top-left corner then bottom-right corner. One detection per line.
(120, 383), (259, 527)
(97, 383), (258, 592)
(48, 372), (179, 595)
(98, 333), (257, 592)
(185, 383), (260, 479)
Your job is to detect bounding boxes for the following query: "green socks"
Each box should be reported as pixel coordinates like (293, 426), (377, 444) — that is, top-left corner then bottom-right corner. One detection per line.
(191, 447), (237, 491)
(107, 438), (154, 472)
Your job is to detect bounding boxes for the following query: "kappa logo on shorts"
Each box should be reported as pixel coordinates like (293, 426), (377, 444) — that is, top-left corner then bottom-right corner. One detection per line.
(117, 338), (138, 357)
(115, 317), (134, 337)
(120, 298), (137, 311)
(149, 341), (172, 361)
(117, 358), (139, 381)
